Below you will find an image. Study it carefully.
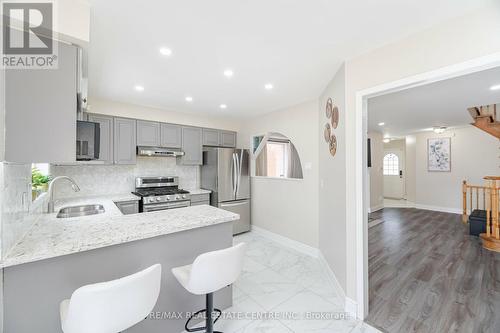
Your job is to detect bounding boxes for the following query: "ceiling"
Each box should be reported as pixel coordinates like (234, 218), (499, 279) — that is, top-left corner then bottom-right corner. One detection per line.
(87, 0), (493, 118)
(367, 66), (500, 138)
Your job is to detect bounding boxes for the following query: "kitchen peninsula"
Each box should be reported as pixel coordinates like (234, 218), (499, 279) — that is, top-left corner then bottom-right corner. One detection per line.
(1, 196), (239, 333)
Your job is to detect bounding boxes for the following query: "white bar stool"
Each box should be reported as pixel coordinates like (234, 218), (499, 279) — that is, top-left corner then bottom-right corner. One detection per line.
(172, 243), (246, 333)
(60, 264), (162, 333)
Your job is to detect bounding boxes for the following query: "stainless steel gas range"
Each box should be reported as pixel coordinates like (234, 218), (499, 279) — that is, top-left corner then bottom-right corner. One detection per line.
(132, 176), (191, 212)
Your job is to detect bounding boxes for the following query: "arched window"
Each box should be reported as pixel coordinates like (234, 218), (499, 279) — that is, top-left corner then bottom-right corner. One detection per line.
(383, 153), (399, 175)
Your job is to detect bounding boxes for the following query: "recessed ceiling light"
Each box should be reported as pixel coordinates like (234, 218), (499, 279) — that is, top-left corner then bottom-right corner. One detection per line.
(159, 47), (172, 56)
(383, 138), (391, 143)
(223, 69), (234, 78)
(490, 84), (500, 91)
(378, 122), (385, 126)
(220, 104), (227, 109)
(264, 83), (274, 90)
(185, 96), (193, 102)
(134, 85), (144, 91)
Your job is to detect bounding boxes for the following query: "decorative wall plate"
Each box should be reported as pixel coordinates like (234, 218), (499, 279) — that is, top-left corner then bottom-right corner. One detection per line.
(329, 134), (337, 157)
(331, 106), (339, 129)
(324, 123), (331, 142)
(326, 98), (333, 118)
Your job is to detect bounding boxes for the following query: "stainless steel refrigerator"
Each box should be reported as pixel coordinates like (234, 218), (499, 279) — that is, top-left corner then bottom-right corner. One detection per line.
(201, 147), (251, 234)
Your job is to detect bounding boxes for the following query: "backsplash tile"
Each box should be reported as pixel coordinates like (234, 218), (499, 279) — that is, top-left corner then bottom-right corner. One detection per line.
(50, 157), (199, 199)
(0, 163), (46, 257)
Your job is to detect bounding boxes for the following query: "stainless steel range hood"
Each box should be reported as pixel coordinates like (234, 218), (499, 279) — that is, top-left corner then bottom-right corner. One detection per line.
(137, 146), (185, 157)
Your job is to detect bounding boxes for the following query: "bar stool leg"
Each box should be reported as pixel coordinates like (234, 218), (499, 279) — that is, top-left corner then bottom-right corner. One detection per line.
(206, 293), (214, 333)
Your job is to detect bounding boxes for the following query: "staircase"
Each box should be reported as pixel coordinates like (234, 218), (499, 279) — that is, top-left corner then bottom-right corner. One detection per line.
(480, 176), (500, 253)
(468, 104), (500, 139)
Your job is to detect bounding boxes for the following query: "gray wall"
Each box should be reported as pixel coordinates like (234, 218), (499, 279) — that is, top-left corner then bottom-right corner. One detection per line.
(318, 65), (347, 293)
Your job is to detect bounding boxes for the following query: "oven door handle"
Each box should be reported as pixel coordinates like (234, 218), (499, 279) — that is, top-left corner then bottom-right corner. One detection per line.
(144, 201), (190, 211)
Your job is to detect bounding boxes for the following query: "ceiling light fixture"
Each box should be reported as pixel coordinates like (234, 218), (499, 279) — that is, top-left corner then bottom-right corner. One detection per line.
(223, 69), (234, 78)
(433, 126), (447, 134)
(185, 96), (193, 102)
(220, 104), (227, 109)
(159, 47), (172, 56)
(134, 85), (144, 91)
(490, 84), (500, 91)
(264, 83), (274, 90)
(378, 122), (385, 126)
(383, 138), (391, 143)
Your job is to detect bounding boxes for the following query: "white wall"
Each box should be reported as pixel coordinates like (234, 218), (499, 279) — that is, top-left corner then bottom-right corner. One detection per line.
(344, 4), (500, 304)
(414, 126), (499, 213)
(318, 65), (347, 290)
(367, 132), (383, 211)
(88, 99), (241, 132)
(238, 100), (320, 247)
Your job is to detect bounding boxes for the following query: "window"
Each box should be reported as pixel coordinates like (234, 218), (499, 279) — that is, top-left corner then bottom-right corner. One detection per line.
(31, 163), (50, 201)
(383, 153), (399, 176)
(266, 142), (288, 177)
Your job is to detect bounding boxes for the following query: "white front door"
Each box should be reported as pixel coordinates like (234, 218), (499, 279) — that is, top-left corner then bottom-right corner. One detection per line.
(383, 149), (405, 199)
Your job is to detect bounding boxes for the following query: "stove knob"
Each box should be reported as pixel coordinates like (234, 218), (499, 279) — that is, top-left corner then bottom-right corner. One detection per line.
(182, 195), (187, 199)
(156, 197), (161, 202)
(176, 196), (180, 200)
(166, 196), (170, 201)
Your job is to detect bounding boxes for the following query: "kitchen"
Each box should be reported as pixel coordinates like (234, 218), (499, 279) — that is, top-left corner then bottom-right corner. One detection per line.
(0, 0), (482, 332)
(0, 12), (252, 332)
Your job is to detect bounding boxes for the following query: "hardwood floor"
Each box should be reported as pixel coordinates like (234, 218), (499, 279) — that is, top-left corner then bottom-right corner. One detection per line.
(366, 208), (500, 333)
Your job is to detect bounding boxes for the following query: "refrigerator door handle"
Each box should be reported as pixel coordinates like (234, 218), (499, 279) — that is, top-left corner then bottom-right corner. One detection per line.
(234, 153), (241, 197)
(236, 150), (243, 196)
(232, 153), (238, 197)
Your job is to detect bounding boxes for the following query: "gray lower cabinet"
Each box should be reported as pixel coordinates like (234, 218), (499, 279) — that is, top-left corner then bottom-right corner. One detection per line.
(202, 129), (220, 146)
(180, 127), (203, 165)
(137, 120), (160, 146)
(87, 114), (113, 164)
(160, 123), (182, 148)
(4, 41), (77, 163)
(114, 200), (139, 215)
(190, 193), (210, 206)
(220, 131), (237, 147)
(114, 117), (137, 164)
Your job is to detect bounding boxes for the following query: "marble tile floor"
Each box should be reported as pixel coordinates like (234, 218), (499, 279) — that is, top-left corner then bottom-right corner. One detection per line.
(186, 232), (381, 333)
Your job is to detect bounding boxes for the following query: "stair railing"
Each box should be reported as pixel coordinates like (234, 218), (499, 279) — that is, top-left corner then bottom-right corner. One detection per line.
(462, 180), (490, 223)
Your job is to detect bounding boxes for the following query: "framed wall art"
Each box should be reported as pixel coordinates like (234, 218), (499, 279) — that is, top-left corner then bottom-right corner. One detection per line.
(427, 137), (451, 172)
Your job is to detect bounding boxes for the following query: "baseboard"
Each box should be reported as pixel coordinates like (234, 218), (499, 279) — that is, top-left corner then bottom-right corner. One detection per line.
(345, 297), (358, 319)
(368, 204), (384, 213)
(251, 226), (319, 258)
(318, 251), (359, 319)
(318, 252), (346, 300)
(414, 204), (461, 215)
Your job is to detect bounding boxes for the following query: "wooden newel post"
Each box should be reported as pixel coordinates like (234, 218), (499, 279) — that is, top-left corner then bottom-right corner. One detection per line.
(492, 179), (499, 239)
(462, 180), (468, 223)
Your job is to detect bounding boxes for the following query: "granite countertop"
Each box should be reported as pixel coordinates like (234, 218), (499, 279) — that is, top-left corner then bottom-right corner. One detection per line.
(188, 189), (212, 195)
(1, 194), (239, 268)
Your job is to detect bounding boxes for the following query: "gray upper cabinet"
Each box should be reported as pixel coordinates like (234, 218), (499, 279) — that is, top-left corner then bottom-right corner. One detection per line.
(4, 41), (77, 163)
(137, 120), (160, 146)
(180, 127), (203, 165)
(203, 129), (220, 146)
(114, 117), (137, 164)
(160, 123), (182, 148)
(87, 114), (114, 164)
(220, 131), (237, 147)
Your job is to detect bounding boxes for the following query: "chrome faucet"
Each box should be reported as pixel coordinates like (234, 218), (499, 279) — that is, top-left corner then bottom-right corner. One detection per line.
(47, 176), (81, 213)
